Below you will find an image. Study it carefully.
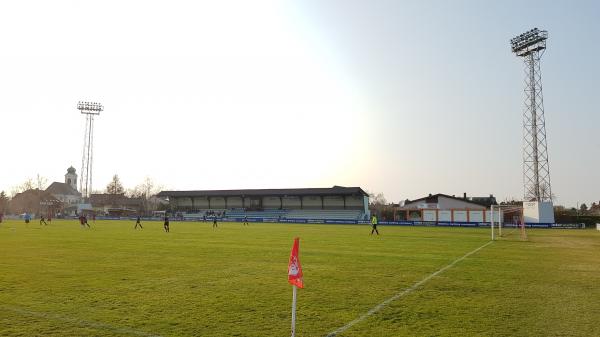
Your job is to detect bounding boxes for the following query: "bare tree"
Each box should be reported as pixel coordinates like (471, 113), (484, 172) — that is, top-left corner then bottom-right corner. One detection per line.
(126, 187), (144, 198)
(131, 177), (165, 214)
(106, 174), (125, 194)
(369, 192), (387, 207)
(20, 178), (35, 191)
(9, 185), (22, 198)
(9, 175), (48, 198)
(139, 177), (163, 199)
(367, 191), (395, 220)
(35, 174), (48, 190)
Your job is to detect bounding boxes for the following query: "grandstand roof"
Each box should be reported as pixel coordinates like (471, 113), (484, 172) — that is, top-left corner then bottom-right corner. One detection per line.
(157, 186), (368, 198)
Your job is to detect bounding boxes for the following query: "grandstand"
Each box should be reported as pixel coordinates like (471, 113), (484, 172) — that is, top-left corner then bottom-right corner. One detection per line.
(157, 186), (370, 222)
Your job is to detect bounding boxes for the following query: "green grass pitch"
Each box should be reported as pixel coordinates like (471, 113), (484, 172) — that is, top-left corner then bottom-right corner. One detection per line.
(1, 219), (599, 336)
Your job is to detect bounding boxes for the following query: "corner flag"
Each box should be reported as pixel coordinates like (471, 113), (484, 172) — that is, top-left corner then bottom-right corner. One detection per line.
(288, 238), (303, 337)
(288, 237), (304, 288)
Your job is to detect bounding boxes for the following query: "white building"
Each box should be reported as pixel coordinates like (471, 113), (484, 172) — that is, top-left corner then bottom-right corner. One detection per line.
(398, 193), (501, 223)
(46, 166), (82, 215)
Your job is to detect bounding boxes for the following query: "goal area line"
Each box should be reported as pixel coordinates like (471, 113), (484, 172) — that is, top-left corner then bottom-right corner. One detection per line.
(326, 240), (494, 337)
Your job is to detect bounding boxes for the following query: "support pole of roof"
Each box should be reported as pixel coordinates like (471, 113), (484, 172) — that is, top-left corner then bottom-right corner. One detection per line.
(491, 205), (495, 241)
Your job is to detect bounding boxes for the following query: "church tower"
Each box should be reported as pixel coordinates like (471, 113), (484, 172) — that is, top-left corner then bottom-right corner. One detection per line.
(65, 166), (78, 192)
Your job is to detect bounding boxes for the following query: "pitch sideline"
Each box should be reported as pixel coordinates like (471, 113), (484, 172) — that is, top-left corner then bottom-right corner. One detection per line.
(326, 240), (494, 337)
(1, 305), (163, 337)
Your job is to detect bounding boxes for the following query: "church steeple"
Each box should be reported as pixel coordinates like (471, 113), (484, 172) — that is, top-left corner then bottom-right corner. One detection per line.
(65, 166), (78, 191)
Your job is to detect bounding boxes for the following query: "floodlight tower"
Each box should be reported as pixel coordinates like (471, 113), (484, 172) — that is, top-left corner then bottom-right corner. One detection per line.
(77, 101), (103, 201)
(511, 28), (554, 223)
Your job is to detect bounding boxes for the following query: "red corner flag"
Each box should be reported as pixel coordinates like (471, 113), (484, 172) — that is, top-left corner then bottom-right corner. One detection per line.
(288, 238), (304, 288)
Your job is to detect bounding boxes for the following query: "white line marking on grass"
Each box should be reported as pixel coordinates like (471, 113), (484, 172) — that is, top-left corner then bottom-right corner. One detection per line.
(1, 305), (164, 337)
(326, 240), (494, 337)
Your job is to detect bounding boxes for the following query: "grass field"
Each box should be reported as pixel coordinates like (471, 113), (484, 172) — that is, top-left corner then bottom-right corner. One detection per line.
(1, 219), (599, 337)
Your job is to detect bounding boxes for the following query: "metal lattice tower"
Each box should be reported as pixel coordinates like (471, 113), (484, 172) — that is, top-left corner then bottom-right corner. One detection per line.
(511, 28), (552, 202)
(77, 101), (103, 200)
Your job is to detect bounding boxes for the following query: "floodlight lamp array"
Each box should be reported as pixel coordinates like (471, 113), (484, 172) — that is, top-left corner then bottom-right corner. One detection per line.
(510, 28), (547, 54)
(77, 101), (104, 113)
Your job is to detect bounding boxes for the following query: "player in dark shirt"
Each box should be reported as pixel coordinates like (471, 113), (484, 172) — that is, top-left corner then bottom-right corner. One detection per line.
(134, 216), (143, 229)
(212, 216), (218, 228)
(79, 215), (91, 228)
(163, 216), (170, 232)
(243, 216), (249, 226)
(40, 215), (48, 226)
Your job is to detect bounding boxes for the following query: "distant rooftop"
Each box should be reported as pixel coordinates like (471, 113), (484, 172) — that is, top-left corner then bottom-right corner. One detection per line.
(46, 182), (81, 196)
(405, 193), (497, 207)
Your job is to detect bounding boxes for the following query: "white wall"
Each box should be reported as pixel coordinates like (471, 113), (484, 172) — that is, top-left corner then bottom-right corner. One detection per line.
(485, 210), (502, 223)
(453, 210), (467, 222)
(524, 201), (555, 223)
(437, 196), (486, 210)
(469, 210), (483, 222)
(438, 210), (452, 221)
(423, 210), (437, 222)
(56, 194), (82, 205)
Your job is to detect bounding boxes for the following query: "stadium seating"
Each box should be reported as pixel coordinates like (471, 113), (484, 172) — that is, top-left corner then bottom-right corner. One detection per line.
(183, 209), (364, 221)
(225, 209), (289, 219)
(182, 212), (207, 220)
(285, 209), (363, 220)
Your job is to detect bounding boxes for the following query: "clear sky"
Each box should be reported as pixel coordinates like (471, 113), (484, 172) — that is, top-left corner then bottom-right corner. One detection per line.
(0, 0), (598, 207)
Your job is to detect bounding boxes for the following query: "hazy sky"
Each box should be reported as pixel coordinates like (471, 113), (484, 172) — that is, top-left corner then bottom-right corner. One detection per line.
(1, 0), (598, 207)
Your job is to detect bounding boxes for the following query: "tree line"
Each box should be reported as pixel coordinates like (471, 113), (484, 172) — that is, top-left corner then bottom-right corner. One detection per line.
(0, 174), (166, 215)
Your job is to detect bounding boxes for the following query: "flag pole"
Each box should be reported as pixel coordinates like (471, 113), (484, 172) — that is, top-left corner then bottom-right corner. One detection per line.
(291, 285), (297, 337)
